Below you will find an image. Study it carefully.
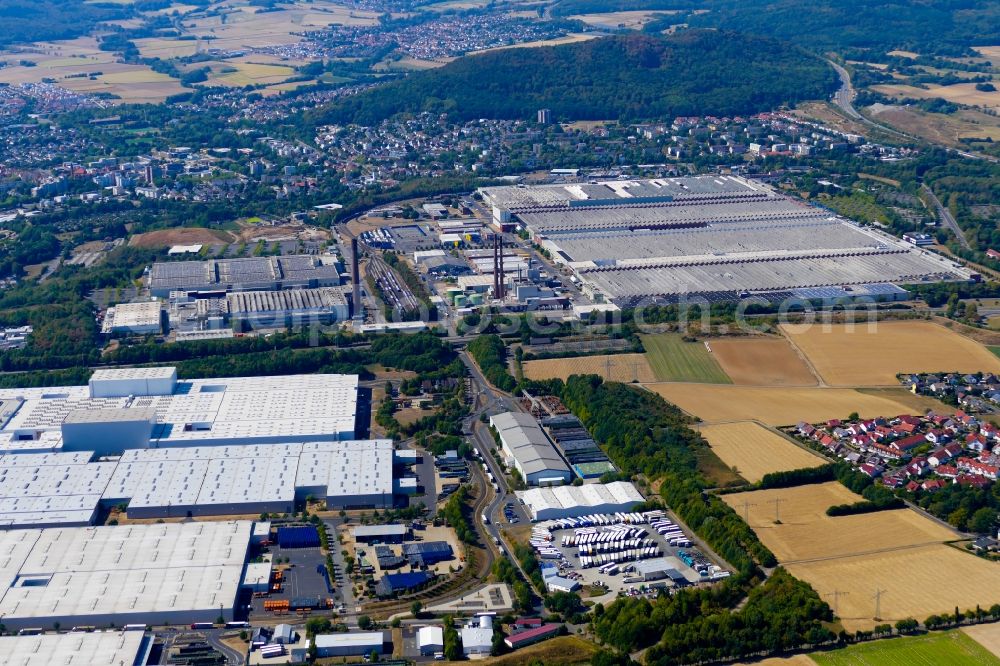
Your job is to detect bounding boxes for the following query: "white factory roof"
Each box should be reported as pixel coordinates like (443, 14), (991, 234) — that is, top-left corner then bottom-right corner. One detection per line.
(102, 301), (162, 333)
(489, 412), (569, 479)
(481, 175), (763, 212)
(0, 369), (359, 448)
(518, 481), (644, 513)
(313, 632), (385, 650)
(417, 625), (443, 647)
(0, 521), (252, 625)
(90, 367), (177, 382)
(0, 440), (394, 528)
(297, 440), (395, 499)
(0, 630), (149, 666)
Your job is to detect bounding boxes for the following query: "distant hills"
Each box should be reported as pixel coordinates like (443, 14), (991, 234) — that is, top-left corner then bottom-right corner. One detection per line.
(307, 31), (838, 126)
(549, 0), (1000, 56)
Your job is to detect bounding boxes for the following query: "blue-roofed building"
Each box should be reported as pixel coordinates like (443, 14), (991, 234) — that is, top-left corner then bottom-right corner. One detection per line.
(375, 571), (436, 597)
(277, 525), (320, 548)
(403, 541), (454, 567)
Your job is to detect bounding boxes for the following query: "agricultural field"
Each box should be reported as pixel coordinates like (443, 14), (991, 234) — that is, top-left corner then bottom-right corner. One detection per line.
(522, 353), (657, 383)
(964, 623), (1000, 658)
(873, 83), (1000, 110)
(724, 483), (1000, 632)
(640, 334), (732, 384)
(568, 10), (676, 29)
(811, 630), (1000, 665)
(721, 483), (954, 563)
(710, 337), (818, 386)
(201, 62), (295, 87)
(780, 320), (1000, 386)
(644, 384), (930, 426)
(697, 421), (825, 483)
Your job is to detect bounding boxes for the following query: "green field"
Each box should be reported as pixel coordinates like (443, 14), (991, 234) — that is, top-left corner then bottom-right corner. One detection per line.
(640, 334), (732, 384)
(811, 631), (1000, 665)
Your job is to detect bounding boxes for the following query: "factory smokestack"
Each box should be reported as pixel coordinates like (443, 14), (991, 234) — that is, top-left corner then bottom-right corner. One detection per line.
(351, 237), (361, 318)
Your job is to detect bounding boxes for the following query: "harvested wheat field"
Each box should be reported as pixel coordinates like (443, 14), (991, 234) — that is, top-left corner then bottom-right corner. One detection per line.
(781, 320), (1000, 386)
(698, 421), (825, 483)
(964, 623), (1000, 658)
(522, 353), (656, 383)
(710, 337), (818, 386)
(788, 545), (1000, 632)
(645, 384), (927, 426)
(722, 483), (954, 562)
(723, 482), (1000, 631)
(129, 227), (234, 248)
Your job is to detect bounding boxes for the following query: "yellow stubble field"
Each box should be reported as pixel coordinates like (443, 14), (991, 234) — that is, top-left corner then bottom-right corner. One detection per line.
(781, 320), (1000, 386)
(522, 353), (657, 383)
(697, 421), (825, 483)
(644, 384), (929, 426)
(723, 483), (1000, 631)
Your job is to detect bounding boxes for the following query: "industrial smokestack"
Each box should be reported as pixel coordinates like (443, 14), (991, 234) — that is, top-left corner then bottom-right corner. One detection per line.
(498, 234), (505, 299)
(351, 237), (361, 318)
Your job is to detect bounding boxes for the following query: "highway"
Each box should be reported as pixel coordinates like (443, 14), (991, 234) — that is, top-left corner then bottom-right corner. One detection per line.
(826, 59), (909, 139)
(921, 183), (971, 251)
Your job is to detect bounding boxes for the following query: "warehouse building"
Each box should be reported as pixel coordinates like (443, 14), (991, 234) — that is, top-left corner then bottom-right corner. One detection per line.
(354, 523), (408, 544)
(313, 632), (387, 658)
(0, 630), (152, 666)
(403, 541), (453, 567)
(489, 412), (571, 486)
(149, 255), (343, 297)
(417, 626), (444, 656)
(226, 287), (350, 329)
(461, 615), (494, 656)
(634, 558), (689, 584)
(0, 439), (407, 527)
(101, 301), (163, 335)
(0, 367), (359, 454)
(0, 521), (254, 630)
(517, 481), (644, 521)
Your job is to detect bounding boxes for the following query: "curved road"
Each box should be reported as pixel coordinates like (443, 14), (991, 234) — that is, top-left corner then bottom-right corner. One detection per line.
(826, 59), (909, 139)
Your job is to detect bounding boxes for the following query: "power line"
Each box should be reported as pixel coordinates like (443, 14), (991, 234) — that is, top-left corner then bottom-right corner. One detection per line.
(770, 497), (786, 522)
(873, 587), (887, 621)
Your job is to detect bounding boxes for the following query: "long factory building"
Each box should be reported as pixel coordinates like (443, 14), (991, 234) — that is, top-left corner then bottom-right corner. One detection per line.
(0, 520), (266, 631)
(0, 366), (359, 455)
(149, 254), (343, 297)
(480, 176), (974, 305)
(0, 367), (420, 527)
(0, 439), (410, 528)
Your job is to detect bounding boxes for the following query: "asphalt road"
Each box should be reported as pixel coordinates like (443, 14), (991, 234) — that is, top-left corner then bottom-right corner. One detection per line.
(921, 183), (971, 250)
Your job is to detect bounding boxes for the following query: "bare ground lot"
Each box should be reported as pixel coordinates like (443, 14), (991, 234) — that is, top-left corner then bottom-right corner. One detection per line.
(710, 337), (818, 386)
(697, 421), (825, 483)
(129, 227), (234, 248)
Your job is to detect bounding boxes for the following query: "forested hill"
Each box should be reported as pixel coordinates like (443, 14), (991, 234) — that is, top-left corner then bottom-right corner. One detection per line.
(306, 30), (837, 126)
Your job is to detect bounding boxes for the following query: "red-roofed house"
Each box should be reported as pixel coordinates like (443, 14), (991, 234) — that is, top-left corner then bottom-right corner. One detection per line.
(936, 464), (959, 478)
(504, 624), (563, 650)
(891, 434), (926, 453)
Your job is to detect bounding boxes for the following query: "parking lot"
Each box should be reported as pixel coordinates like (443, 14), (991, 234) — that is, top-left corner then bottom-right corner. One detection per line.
(528, 511), (730, 600)
(248, 543), (337, 620)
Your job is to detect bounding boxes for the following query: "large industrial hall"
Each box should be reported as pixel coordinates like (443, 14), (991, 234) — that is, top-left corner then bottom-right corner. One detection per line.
(480, 176), (973, 305)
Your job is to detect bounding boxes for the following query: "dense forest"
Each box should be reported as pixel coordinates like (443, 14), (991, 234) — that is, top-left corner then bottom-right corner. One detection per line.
(307, 31), (836, 125)
(0, 0), (132, 48)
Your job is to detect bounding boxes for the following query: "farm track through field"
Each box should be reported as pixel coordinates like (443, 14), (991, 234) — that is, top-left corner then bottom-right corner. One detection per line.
(779, 329), (827, 387)
(781, 539), (957, 566)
